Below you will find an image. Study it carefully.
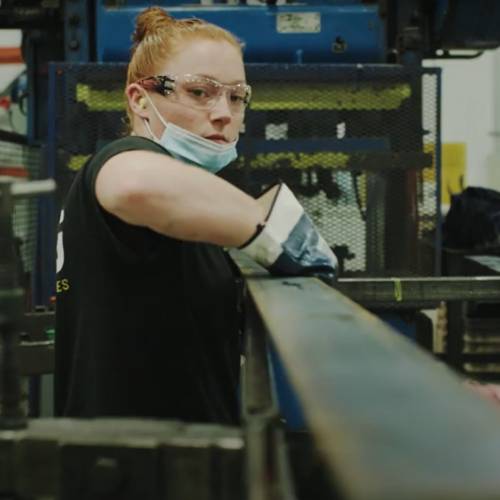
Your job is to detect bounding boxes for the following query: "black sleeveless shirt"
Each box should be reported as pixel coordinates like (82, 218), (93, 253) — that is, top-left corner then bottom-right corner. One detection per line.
(54, 136), (240, 423)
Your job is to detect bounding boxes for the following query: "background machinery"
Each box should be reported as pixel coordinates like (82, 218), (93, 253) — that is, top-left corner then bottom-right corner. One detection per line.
(3, 1), (500, 498)
(3, 0), (500, 286)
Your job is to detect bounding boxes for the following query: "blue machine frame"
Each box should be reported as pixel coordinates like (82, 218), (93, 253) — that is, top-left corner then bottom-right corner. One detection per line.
(95, 0), (386, 63)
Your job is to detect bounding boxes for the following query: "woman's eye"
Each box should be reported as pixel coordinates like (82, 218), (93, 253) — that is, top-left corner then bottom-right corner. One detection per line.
(230, 93), (247, 103)
(189, 88), (208, 98)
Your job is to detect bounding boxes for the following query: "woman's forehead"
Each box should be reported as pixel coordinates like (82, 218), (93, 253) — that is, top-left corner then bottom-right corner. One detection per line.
(158, 39), (245, 83)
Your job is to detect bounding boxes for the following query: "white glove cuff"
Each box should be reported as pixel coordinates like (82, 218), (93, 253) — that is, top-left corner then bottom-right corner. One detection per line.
(240, 183), (303, 267)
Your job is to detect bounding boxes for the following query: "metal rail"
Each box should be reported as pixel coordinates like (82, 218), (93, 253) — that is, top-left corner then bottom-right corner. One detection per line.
(335, 276), (500, 308)
(241, 289), (297, 500)
(232, 250), (500, 500)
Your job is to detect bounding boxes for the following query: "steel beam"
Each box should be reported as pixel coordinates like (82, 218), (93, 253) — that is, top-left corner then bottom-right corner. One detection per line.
(231, 250), (500, 500)
(335, 276), (500, 307)
(229, 251), (500, 307)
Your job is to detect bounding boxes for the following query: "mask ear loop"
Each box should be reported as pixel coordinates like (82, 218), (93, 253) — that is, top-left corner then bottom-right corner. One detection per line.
(143, 91), (169, 126)
(141, 90), (169, 141)
(143, 118), (158, 141)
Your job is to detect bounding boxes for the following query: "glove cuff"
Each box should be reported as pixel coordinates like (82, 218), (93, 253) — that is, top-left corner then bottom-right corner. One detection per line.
(238, 222), (265, 249)
(239, 182), (304, 267)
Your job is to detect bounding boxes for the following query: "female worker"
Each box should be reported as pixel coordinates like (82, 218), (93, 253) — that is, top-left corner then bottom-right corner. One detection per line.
(54, 6), (337, 422)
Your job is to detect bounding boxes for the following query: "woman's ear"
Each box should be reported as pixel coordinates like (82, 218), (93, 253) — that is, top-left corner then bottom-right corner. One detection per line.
(126, 83), (149, 117)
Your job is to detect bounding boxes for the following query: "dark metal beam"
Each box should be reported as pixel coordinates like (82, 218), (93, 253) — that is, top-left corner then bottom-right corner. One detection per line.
(18, 340), (53, 376)
(229, 250), (500, 307)
(231, 251), (500, 500)
(335, 276), (500, 307)
(22, 310), (54, 341)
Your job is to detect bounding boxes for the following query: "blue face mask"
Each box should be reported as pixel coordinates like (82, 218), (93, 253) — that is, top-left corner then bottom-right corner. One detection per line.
(142, 92), (238, 173)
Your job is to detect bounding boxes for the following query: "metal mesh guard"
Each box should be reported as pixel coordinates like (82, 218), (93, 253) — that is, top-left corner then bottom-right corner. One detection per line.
(48, 63), (440, 277)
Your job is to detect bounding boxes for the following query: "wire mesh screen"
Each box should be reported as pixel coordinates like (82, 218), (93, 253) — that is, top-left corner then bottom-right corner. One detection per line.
(48, 63), (440, 277)
(0, 139), (42, 281)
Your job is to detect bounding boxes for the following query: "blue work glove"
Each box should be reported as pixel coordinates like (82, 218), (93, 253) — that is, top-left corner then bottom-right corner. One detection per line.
(240, 183), (338, 284)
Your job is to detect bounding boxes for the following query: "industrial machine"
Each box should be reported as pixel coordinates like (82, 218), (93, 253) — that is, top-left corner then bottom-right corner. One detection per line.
(35, 0), (500, 381)
(3, 1), (500, 498)
(1, 0), (498, 293)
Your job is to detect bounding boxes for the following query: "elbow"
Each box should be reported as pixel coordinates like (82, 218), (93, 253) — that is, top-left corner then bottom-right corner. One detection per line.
(114, 177), (150, 209)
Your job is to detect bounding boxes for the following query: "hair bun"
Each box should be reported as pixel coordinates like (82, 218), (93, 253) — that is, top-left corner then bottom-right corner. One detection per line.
(131, 6), (175, 46)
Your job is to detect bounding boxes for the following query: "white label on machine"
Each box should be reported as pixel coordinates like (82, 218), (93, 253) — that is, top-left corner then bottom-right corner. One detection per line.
(277, 12), (321, 33)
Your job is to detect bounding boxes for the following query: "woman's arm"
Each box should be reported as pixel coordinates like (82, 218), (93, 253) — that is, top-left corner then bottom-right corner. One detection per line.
(95, 149), (264, 247)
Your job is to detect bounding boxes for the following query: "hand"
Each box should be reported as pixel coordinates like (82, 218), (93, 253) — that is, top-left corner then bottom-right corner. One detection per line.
(240, 183), (338, 283)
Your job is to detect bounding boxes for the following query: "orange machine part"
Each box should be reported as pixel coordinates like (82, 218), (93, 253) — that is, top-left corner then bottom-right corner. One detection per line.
(0, 47), (23, 64)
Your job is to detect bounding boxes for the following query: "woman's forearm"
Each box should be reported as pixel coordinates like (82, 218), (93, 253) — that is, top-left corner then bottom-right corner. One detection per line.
(96, 149), (265, 247)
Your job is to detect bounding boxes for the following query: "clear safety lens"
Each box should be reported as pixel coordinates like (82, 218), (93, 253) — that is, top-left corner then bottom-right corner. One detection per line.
(140, 74), (251, 114)
(179, 75), (250, 113)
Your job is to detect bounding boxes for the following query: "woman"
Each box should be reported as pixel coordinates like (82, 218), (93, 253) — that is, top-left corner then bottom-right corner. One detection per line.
(54, 6), (337, 422)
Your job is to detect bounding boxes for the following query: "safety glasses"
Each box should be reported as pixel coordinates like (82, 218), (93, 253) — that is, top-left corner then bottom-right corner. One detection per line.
(138, 74), (252, 114)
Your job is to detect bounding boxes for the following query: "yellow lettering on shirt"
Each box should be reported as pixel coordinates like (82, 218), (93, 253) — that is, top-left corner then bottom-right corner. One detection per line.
(56, 278), (70, 293)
